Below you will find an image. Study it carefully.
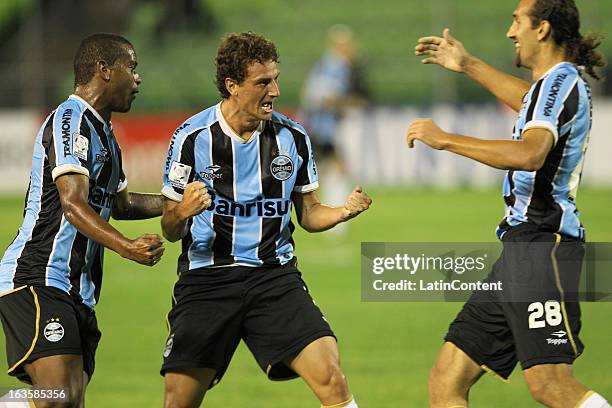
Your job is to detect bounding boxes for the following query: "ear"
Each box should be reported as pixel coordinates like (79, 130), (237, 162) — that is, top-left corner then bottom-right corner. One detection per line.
(225, 78), (239, 97)
(537, 20), (552, 41)
(96, 60), (112, 82)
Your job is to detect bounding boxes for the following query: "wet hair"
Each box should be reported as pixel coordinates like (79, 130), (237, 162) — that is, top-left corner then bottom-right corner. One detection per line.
(73, 33), (133, 86)
(528, 0), (606, 79)
(215, 32), (279, 98)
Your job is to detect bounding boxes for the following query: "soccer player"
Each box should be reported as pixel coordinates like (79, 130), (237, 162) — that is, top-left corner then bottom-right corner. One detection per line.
(409, 1), (610, 408)
(160, 32), (371, 408)
(0, 34), (165, 407)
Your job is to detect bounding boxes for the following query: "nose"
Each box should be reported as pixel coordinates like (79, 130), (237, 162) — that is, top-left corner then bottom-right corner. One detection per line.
(506, 23), (516, 39)
(135, 73), (142, 86)
(269, 79), (280, 98)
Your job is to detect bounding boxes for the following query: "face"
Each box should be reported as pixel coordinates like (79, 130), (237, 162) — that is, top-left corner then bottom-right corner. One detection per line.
(506, 0), (539, 69)
(108, 47), (141, 113)
(229, 60), (280, 121)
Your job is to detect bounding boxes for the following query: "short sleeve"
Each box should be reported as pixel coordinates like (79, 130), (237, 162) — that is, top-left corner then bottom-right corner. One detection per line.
(50, 104), (90, 181)
(161, 125), (197, 201)
(293, 131), (319, 193)
(522, 68), (579, 146)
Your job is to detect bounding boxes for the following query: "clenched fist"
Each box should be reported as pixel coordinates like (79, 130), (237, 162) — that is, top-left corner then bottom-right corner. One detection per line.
(177, 181), (212, 221)
(122, 233), (165, 266)
(340, 185), (372, 222)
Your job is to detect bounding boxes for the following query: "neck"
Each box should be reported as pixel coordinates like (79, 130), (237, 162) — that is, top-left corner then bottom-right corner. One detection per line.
(531, 46), (567, 80)
(74, 85), (111, 123)
(220, 99), (261, 141)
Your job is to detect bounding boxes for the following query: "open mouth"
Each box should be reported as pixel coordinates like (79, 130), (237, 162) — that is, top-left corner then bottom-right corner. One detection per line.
(261, 101), (273, 114)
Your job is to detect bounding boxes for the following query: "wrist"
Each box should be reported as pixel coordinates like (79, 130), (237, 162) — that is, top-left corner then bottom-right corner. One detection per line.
(116, 236), (133, 259)
(461, 55), (479, 75)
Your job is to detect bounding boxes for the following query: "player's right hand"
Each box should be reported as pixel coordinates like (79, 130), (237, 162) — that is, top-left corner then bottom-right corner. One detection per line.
(177, 181), (212, 220)
(415, 28), (471, 73)
(123, 233), (165, 266)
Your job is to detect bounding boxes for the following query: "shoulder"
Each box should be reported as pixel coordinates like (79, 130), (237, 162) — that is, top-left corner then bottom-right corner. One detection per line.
(172, 105), (218, 142)
(270, 111), (308, 137)
(55, 97), (87, 118)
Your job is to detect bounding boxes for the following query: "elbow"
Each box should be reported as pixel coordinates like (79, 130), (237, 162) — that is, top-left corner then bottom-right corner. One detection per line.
(61, 200), (83, 226)
(519, 155), (545, 172)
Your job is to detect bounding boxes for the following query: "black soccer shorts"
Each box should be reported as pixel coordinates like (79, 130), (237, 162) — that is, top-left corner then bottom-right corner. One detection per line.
(445, 223), (584, 380)
(160, 258), (335, 388)
(0, 285), (101, 383)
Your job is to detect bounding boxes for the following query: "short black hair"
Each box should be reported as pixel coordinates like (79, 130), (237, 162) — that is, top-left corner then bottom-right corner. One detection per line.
(215, 32), (279, 98)
(73, 33), (133, 86)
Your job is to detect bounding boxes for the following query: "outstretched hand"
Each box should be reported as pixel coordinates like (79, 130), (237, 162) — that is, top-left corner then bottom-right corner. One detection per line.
(406, 118), (448, 150)
(340, 185), (372, 222)
(415, 28), (471, 73)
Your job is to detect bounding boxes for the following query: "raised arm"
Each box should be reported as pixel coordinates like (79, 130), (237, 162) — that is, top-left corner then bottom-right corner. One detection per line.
(406, 118), (553, 171)
(56, 173), (164, 266)
(415, 28), (530, 112)
(292, 187), (372, 233)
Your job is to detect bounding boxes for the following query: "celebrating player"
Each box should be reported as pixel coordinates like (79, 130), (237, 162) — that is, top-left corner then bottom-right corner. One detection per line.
(409, 0), (609, 407)
(160, 32), (371, 408)
(0, 34), (165, 407)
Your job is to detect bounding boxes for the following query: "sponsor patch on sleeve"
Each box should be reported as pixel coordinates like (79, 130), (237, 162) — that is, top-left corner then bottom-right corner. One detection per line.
(74, 134), (89, 161)
(168, 161), (192, 189)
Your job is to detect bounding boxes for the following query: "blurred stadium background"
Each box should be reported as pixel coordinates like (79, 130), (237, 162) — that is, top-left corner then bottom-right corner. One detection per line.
(0, 0), (611, 406)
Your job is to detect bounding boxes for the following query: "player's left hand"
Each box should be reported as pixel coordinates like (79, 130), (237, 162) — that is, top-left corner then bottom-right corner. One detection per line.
(340, 185), (372, 222)
(406, 118), (448, 150)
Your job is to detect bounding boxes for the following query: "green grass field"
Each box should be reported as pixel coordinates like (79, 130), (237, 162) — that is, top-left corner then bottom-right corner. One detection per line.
(0, 189), (611, 407)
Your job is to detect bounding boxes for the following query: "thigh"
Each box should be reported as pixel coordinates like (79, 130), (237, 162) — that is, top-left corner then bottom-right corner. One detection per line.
(74, 299), (101, 382)
(164, 368), (217, 408)
(243, 268), (334, 381)
(160, 269), (243, 389)
(0, 286), (82, 383)
(431, 342), (485, 390)
(502, 234), (584, 370)
(444, 285), (518, 381)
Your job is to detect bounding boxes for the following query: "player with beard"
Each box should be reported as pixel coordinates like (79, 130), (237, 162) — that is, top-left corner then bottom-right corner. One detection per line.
(409, 0), (609, 407)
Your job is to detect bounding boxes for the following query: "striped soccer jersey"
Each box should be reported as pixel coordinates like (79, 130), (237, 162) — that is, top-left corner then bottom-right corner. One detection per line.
(162, 103), (318, 272)
(497, 62), (592, 240)
(0, 95), (127, 308)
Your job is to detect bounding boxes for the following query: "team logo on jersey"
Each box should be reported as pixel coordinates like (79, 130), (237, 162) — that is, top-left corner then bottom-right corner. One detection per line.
(163, 334), (174, 358)
(270, 155), (294, 181)
(44, 320), (64, 342)
(74, 134), (89, 161)
(169, 161), (192, 189)
(200, 165), (223, 180)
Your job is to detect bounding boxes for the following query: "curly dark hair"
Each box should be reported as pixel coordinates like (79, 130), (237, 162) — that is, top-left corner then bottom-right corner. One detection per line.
(528, 0), (606, 79)
(74, 33), (133, 86)
(215, 32), (279, 98)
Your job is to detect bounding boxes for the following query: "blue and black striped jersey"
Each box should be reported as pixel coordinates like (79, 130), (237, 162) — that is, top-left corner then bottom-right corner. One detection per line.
(498, 62), (592, 240)
(162, 103), (318, 272)
(0, 95), (127, 308)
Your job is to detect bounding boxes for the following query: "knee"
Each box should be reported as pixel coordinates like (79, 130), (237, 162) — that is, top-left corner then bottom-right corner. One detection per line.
(317, 363), (350, 400)
(526, 379), (555, 406)
(34, 382), (83, 408)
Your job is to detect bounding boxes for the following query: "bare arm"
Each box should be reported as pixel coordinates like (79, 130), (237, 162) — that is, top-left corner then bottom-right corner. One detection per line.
(161, 182), (211, 242)
(415, 28), (531, 112)
(406, 119), (554, 171)
(56, 173), (164, 266)
(112, 189), (164, 220)
(292, 187), (372, 233)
